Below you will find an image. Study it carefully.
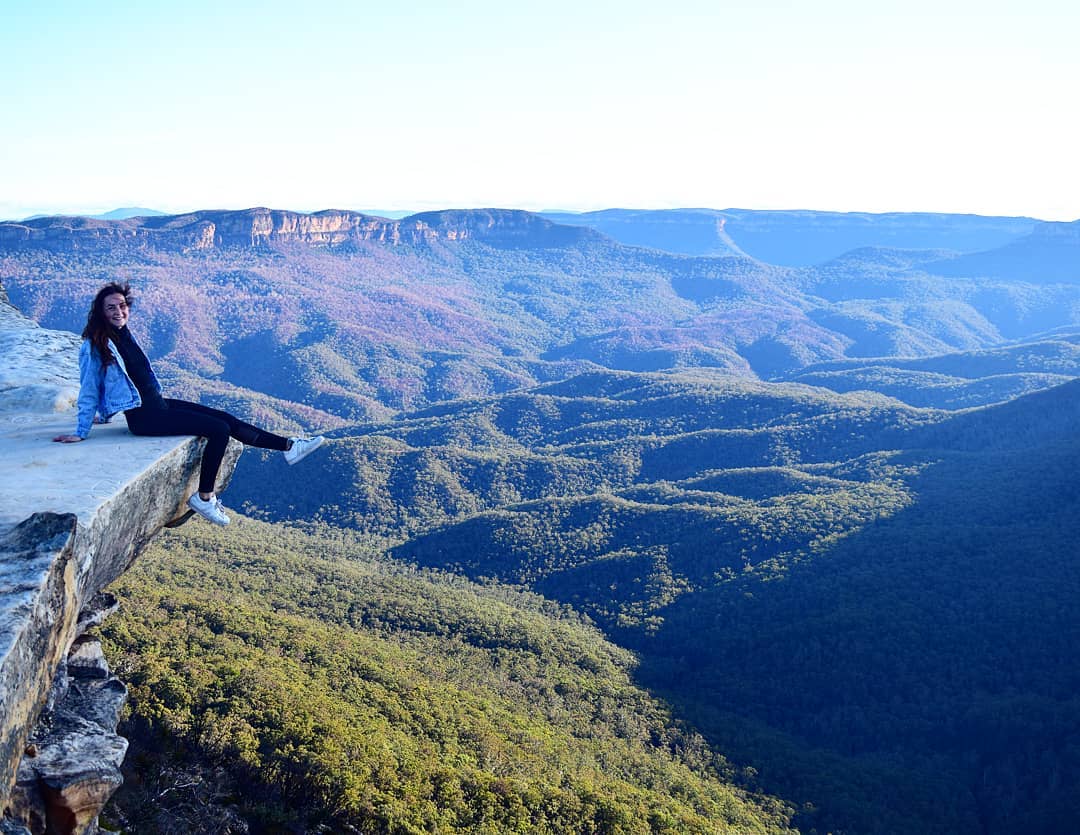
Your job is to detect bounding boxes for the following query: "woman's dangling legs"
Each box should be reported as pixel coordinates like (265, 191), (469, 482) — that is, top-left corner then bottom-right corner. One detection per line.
(163, 399), (290, 452)
(127, 400), (319, 513)
(125, 405), (233, 495)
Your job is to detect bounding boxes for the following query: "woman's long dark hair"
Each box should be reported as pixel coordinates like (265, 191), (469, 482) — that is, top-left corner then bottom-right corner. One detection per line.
(82, 282), (132, 365)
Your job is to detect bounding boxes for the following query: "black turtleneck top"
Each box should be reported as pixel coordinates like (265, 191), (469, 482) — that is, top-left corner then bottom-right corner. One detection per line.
(112, 326), (167, 410)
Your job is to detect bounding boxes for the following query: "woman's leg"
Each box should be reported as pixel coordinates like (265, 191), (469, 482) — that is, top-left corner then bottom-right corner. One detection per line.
(125, 405), (232, 495)
(163, 399), (290, 452)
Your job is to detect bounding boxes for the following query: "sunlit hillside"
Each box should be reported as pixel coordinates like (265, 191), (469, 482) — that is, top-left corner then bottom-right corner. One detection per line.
(102, 519), (795, 834)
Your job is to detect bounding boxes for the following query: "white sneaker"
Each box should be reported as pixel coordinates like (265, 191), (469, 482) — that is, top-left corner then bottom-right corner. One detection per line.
(284, 436), (326, 466)
(187, 493), (230, 526)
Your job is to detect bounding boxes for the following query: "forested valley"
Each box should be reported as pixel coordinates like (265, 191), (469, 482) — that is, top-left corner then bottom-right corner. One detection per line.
(101, 520), (794, 833)
(229, 369), (1080, 834)
(4, 207), (1080, 833)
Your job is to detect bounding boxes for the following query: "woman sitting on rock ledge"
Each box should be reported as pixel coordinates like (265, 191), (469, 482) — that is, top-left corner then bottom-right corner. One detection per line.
(53, 282), (325, 526)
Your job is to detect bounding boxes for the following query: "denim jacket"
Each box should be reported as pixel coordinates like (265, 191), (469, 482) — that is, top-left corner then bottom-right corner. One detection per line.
(74, 338), (163, 438)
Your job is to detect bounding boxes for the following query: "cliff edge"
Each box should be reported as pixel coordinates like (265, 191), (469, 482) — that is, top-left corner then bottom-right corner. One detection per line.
(0, 290), (240, 833)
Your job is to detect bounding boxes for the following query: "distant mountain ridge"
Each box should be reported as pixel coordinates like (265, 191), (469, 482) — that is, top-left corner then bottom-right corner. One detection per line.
(95, 207), (166, 220)
(2, 206), (1049, 267)
(13, 207), (167, 222)
(540, 208), (750, 259)
(926, 219), (1080, 282)
(540, 208), (1041, 265)
(0, 207), (595, 252)
(3, 205), (1079, 420)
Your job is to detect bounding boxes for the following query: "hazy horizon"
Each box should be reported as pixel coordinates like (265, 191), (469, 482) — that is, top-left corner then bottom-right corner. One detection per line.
(3, 203), (1070, 225)
(4, 1), (1079, 223)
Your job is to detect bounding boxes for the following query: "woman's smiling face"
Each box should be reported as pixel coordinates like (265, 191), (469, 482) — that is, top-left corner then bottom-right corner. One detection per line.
(102, 292), (129, 329)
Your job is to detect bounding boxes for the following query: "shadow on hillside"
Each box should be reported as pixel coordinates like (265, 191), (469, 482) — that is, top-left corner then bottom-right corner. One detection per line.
(628, 387), (1080, 835)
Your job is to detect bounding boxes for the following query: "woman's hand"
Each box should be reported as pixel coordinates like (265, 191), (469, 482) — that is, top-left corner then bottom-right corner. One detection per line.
(53, 434), (85, 443)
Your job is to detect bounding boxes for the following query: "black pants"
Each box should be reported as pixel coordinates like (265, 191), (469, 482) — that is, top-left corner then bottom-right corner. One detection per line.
(125, 398), (289, 494)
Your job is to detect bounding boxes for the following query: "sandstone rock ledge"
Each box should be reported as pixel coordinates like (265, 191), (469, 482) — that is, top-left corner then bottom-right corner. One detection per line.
(0, 294), (241, 834)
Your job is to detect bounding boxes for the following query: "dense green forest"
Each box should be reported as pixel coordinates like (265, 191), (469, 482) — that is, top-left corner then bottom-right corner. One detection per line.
(101, 520), (793, 834)
(226, 371), (1080, 834)
(635, 383), (1080, 834)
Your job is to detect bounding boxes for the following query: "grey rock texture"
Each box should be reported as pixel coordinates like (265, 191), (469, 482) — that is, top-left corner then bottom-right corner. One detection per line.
(0, 290), (241, 833)
(0, 514), (79, 816)
(10, 642), (128, 835)
(0, 301), (81, 414)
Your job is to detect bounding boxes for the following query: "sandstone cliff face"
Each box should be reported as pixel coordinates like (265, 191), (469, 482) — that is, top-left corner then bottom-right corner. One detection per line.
(0, 290), (241, 834)
(0, 208), (594, 253)
(200, 208), (406, 247)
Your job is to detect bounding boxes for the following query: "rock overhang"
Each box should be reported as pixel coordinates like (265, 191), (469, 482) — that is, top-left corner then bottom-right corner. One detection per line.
(0, 415), (243, 815)
(0, 292), (241, 826)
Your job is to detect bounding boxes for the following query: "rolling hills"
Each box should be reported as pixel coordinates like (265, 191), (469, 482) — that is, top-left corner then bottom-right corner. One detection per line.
(6, 205), (1080, 833)
(229, 369), (1080, 834)
(790, 331), (1080, 408)
(101, 518), (795, 834)
(3, 207), (1080, 425)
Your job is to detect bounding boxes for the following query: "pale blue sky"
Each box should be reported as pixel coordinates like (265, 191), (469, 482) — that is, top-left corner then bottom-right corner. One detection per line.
(2, 0), (1078, 220)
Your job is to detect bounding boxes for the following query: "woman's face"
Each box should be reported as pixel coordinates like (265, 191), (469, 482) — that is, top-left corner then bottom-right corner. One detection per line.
(102, 293), (130, 329)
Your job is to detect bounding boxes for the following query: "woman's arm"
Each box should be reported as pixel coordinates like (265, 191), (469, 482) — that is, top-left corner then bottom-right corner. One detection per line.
(58, 341), (102, 441)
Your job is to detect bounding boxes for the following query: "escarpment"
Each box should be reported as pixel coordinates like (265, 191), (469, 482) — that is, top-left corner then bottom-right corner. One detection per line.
(0, 207), (595, 253)
(0, 292), (241, 834)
